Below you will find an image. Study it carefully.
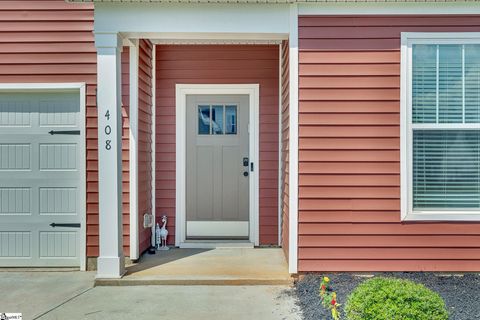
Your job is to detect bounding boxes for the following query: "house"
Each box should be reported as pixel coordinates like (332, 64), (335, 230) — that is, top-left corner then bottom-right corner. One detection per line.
(0, 0), (479, 279)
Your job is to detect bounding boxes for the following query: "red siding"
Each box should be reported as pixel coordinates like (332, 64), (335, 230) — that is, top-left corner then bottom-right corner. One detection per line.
(298, 15), (480, 272)
(280, 41), (290, 259)
(155, 45), (279, 245)
(0, 0), (131, 258)
(137, 40), (153, 253)
(121, 48), (131, 256)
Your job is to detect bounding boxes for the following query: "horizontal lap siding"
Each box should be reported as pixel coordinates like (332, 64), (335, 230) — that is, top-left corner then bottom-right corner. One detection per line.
(281, 41), (290, 258)
(121, 48), (130, 256)
(0, 0), (130, 257)
(138, 40), (153, 253)
(156, 45), (279, 245)
(298, 15), (480, 272)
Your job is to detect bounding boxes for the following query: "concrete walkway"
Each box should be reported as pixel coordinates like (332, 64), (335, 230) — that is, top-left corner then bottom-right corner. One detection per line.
(96, 248), (291, 286)
(0, 268), (301, 320)
(37, 285), (302, 320)
(1, 249), (300, 319)
(0, 271), (95, 320)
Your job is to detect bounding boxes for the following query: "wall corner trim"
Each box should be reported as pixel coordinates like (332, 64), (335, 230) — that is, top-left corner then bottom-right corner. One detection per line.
(129, 39), (140, 260)
(288, 3), (299, 274)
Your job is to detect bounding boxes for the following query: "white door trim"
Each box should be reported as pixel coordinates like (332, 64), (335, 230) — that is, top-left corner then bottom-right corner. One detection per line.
(0, 82), (87, 271)
(175, 84), (260, 247)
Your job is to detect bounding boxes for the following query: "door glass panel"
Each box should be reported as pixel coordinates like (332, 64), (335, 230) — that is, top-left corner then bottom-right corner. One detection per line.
(198, 105), (210, 135)
(225, 105), (237, 135)
(211, 105), (224, 135)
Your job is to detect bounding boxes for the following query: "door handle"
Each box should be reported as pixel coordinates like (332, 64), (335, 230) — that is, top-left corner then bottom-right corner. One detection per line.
(48, 130), (80, 135)
(49, 223), (81, 228)
(243, 157), (249, 167)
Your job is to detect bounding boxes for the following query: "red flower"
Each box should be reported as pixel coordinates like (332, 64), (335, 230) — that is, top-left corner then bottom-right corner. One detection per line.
(321, 285), (326, 290)
(331, 299), (336, 305)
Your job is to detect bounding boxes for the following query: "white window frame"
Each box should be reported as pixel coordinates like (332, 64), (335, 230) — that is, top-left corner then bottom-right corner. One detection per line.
(401, 32), (480, 221)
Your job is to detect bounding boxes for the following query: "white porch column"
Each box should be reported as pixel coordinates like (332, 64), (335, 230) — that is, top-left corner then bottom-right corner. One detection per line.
(95, 33), (125, 278)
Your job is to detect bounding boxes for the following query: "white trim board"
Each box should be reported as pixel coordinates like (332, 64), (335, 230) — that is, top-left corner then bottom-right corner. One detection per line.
(277, 43), (283, 247)
(95, 3), (290, 36)
(150, 45), (157, 248)
(0, 82), (87, 271)
(152, 39), (283, 45)
(129, 40), (140, 261)
(175, 84), (260, 247)
(400, 32), (480, 222)
(288, 4), (299, 274)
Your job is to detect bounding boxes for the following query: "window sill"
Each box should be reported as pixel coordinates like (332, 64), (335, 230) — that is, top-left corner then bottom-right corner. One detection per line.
(402, 212), (480, 222)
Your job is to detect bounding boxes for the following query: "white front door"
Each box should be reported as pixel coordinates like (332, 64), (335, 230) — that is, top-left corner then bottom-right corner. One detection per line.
(0, 91), (84, 267)
(186, 94), (250, 239)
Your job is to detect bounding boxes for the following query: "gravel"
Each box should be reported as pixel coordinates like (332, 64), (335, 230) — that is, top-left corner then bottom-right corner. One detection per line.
(295, 273), (480, 320)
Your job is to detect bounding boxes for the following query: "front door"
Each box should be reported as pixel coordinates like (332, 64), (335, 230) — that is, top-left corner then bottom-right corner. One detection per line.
(186, 94), (249, 239)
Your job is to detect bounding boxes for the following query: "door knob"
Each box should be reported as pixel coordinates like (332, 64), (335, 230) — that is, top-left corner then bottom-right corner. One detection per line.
(243, 171), (249, 177)
(243, 157), (249, 167)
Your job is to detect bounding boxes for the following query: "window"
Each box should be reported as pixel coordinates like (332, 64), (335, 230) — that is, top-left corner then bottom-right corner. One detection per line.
(401, 33), (480, 221)
(198, 104), (237, 135)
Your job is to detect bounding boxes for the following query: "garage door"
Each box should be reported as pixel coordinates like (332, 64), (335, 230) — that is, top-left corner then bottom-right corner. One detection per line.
(0, 90), (84, 267)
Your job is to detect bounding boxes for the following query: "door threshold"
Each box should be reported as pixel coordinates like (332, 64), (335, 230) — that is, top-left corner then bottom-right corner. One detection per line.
(179, 241), (254, 249)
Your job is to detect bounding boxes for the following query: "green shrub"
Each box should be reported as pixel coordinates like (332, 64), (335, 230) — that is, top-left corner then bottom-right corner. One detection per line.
(345, 277), (449, 320)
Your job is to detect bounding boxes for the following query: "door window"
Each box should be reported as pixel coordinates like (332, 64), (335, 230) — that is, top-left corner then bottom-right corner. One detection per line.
(197, 104), (237, 135)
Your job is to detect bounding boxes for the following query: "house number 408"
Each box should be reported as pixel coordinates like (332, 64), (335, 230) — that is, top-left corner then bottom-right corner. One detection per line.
(104, 110), (112, 150)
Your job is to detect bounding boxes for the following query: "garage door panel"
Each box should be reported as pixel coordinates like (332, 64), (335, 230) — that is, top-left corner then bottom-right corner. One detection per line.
(0, 223), (80, 265)
(0, 100), (33, 127)
(39, 98), (79, 128)
(39, 143), (77, 171)
(0, 91), (83, 268)
(0, 187), (31, 216)
(39, 187), (77, 216)
(39, 231), (77, 258)
(0, 231), (31, 258)
(0, 143), (31, 170)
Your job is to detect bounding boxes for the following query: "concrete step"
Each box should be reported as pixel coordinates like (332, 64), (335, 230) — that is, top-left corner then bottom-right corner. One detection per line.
(95, 277), (292, 286)
(95, 247), (292, 286)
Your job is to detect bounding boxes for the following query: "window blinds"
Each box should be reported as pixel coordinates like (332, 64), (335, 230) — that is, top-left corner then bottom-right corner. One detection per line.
(413, 130), (480, 209)
(412, 44), (480, 210)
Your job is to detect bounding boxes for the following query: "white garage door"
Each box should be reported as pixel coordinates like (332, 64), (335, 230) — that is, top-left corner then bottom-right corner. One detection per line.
(0, 89), (85, 267)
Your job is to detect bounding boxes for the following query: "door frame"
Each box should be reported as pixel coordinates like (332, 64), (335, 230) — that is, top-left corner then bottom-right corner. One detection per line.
(175, 84), (260, 246)
(0, 82), (86, 270)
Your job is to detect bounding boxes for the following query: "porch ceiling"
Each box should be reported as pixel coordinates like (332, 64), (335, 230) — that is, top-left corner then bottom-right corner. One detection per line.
(69, 0), (477, 3)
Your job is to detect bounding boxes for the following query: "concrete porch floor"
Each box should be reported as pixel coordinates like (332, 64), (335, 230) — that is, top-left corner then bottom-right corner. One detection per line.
(95, 248), (291, 286)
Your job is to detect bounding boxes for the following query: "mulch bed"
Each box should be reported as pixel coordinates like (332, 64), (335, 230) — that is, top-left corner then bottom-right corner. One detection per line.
(295, 273), (480, 320)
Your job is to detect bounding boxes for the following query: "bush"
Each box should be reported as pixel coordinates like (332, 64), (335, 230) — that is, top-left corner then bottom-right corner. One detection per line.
(344, 277), (449, 320)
